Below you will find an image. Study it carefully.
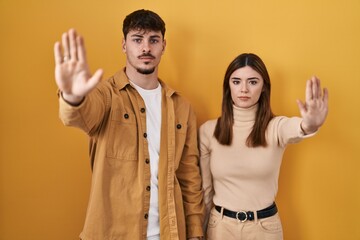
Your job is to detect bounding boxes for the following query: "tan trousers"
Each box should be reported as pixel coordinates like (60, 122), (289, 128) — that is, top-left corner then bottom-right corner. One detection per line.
(206, 207), (283, 240)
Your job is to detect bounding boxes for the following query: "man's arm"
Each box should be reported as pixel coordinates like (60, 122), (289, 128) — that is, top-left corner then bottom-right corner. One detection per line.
(55, 29), (110, 135)
(176, 106), (205, 239)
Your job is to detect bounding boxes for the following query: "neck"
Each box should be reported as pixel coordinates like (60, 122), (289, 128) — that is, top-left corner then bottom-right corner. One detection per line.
(125, 64), (159, 90)
(233, 104), (258, 124)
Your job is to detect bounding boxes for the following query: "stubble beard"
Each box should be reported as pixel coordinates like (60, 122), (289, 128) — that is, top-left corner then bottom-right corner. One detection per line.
(136, 67), (156, 75)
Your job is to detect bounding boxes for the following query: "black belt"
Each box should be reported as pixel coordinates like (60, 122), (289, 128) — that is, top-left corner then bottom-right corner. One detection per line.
(215, 203), (277, 222)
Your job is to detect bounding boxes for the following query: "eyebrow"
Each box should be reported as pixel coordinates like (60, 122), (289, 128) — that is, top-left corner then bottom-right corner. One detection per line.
(231, 77), (260, 80)
(129, 34), (161, 39)
(130, 34), (144, 38)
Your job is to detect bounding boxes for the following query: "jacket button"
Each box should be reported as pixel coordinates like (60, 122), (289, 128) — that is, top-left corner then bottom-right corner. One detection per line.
(143, 133), (147, 138)
(176, 124), (182, 129)
(145, 158), (150, 164)
(140, 108), (145, 113)
(146, 186), (151, 191)
(144, 213), (148, 219)
(124, 113), (129, 119)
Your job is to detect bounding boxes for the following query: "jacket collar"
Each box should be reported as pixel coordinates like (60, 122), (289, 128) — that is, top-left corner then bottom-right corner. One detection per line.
(112, 68), (176, 97)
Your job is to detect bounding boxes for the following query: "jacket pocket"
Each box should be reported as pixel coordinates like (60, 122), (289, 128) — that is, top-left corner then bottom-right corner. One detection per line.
(174, 120), (188, 168)
(106, 109), (138, 161)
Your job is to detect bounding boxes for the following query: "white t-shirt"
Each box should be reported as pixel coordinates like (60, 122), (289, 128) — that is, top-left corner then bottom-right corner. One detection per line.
(130, 80), (162, 240)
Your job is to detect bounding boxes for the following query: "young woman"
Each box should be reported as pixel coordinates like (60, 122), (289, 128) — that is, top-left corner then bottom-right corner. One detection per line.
(199, 53), (328, 240)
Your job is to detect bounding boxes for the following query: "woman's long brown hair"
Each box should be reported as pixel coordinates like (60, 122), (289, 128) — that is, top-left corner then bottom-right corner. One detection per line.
(214, 53), (275, 147)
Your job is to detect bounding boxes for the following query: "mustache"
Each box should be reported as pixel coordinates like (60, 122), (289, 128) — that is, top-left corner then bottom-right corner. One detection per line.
(138, 53), (155, 59)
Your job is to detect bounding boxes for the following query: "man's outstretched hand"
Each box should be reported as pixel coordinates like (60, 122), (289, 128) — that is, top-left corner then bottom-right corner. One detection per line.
(54, 29), (103, 104)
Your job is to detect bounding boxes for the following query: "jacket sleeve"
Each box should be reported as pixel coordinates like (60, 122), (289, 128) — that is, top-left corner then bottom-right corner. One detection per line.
(176, 105), (205, 238)
(198, 121), (215, 232)
(58, 82), (111, 136)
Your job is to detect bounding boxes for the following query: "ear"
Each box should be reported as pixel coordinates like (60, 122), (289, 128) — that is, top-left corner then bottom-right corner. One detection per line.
(161, 39), (166, 54)
(122, 38), (126, 52)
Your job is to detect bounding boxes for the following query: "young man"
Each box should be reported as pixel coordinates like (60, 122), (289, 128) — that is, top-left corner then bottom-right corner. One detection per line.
(54, 9), (204, 240)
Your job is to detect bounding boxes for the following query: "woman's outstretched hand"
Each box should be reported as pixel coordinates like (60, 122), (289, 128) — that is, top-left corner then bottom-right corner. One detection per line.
(54, 29), (103, 105)
(297, 76), (329, 135)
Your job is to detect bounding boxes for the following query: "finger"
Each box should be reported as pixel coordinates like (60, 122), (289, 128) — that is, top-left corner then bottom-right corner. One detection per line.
(323, 88), (329, 107)
(310, 77), (317, 99)
(305, 79), (312, 103)
(54, 42), (62, 64)
(316, 77), (323, 99)
(315, 76), (321, 99)
(85, 69), (103, 91)
(296, 99), (306, 116)
(77, 35), (87, 63)
(62, 31), (70, 61)
(69, 28), (78, 61)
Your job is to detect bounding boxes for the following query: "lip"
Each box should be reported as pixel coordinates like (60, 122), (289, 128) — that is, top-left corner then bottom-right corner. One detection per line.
(239, 96), (250, 100)
(138, 55), (155, 60)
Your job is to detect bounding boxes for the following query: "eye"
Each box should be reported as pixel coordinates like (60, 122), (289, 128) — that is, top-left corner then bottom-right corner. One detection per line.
(232, 80), (240, 85)
(150, 39), (159, 44)
(249, 80), (258, 85)
(133, 38), (142, 43)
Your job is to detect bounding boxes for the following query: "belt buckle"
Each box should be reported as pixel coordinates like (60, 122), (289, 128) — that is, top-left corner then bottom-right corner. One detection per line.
(236, 211), (248, 222)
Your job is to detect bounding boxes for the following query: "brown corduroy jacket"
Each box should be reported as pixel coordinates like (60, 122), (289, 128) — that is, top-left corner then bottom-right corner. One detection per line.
(59, 69), (204, 240)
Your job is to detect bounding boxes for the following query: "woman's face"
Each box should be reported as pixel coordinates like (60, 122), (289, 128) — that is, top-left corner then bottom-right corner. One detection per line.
(229, 66), (264, 109)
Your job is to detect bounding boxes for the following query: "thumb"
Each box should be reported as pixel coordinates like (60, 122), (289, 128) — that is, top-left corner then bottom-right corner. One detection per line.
(296, 99), (306, 116)
(86, 69), (103, 90)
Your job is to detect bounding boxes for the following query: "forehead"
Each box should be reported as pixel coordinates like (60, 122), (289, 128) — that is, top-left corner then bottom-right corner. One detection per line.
(127, 29), (163, 38)
(230, 66), (262, 79)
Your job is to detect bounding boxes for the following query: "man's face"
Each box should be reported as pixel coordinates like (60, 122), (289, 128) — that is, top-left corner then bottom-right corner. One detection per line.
(122, 29), (166, 75)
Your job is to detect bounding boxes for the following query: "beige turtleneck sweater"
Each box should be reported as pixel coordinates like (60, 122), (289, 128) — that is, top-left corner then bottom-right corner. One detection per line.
(199, 104), (314, 217)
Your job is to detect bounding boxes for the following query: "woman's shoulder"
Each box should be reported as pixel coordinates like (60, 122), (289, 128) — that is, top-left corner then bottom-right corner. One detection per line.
(199, 119), (217, 134)
(200, 119), (217, 128)
(199, 119), (217, 145)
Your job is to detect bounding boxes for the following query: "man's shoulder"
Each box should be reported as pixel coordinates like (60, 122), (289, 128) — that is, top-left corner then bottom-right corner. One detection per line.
(92, 70), (129, 93)
(171, 92), (190, 103)
(160, 82), (192, 107)
(102, 69), (129, 90)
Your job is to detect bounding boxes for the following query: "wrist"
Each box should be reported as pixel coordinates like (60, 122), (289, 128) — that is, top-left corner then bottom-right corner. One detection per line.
(61, 92), (85, 106)
(300, 121), (317, 135)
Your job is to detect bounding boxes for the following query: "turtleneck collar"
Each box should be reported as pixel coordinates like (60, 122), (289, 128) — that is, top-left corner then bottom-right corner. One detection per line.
(233, 104), (258, 124)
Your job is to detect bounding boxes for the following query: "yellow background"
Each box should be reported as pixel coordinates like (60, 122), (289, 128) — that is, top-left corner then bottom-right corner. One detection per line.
(1, 0), (359, 239)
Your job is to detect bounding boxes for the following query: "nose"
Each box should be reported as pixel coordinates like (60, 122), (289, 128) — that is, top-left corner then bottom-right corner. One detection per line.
(240, 82), (248, 93)
(142, 41), (150, 53)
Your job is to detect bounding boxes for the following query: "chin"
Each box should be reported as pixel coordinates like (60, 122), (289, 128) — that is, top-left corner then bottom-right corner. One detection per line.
(136, 67), (156, 75)
(236, 103), (253, 109)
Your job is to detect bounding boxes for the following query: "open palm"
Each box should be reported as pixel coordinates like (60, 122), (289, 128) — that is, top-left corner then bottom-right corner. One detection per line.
(54, 29), (103, 103)
(297, 76), (329, 134)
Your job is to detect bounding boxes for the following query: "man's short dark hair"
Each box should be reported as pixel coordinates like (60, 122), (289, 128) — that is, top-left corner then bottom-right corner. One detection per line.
(123, 9), (166, 39)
